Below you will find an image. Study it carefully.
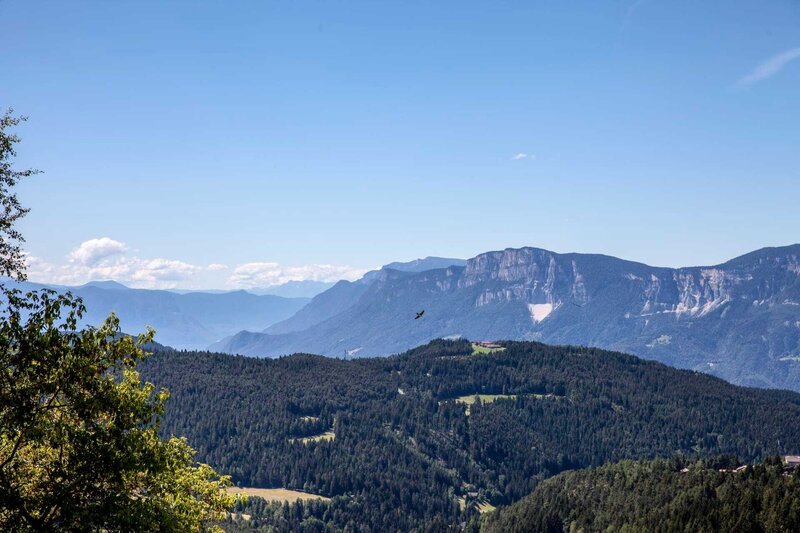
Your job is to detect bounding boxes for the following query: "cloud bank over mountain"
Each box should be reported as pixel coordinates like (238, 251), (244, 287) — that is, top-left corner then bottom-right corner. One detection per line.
(26, 237), (368, 290)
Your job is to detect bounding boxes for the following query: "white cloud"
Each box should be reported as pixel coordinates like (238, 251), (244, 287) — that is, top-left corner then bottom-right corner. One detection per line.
(26, 238), (200, 289)
(24, 238), (367, 290)
(511, 153), (529, 160)
(67, 237), (127, 266)
(738, 47), (800, 85)
(24, 253), (55, 278)
(27, 255), (201, 290)
(129, 259), (200, 284)
(228, 262), (367, 288)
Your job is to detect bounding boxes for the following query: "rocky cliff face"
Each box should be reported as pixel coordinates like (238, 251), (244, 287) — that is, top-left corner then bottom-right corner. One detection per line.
(462, 248), (594, 309)
(212, 245), (800, 391)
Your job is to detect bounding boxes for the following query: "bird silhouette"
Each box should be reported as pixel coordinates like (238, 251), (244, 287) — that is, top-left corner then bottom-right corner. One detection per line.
(415, 310), (425, 320)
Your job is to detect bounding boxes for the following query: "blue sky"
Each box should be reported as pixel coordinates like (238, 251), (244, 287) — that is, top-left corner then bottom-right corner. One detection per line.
(2, 0), (798, 288)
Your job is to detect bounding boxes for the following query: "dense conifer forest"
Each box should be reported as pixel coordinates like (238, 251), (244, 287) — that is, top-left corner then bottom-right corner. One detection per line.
(476, 457), (800, 532)
(139, 340), (800, 531)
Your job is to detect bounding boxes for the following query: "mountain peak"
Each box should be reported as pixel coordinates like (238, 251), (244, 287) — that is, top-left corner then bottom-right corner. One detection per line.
(80, 280), (129, 290)
(381, 256), (467, 272)
(719, 243), (800, 269)
(360, 256), (465, 284)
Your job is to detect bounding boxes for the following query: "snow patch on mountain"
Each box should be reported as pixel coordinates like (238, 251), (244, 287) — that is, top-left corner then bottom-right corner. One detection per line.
(528, 303), (554, 323)
(646, 335), (672, 348)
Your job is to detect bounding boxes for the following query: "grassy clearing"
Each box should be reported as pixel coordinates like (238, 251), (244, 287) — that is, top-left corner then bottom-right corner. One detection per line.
(471, 343), (506, 355)
(455, 393), (518, 405)
(476, 499), (496, 513)
(455, 394), (518, 416)
(226, 487), (330, 503)
(455, 393), (557, 405)
(289, 430), (335, 444)
(453, 393), (558, 415)
(457, 496), (496, 514)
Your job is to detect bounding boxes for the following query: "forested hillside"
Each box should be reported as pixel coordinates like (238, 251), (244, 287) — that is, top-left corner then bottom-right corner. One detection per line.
(139, 340), (800, 531)
(477, 457), (800, 532)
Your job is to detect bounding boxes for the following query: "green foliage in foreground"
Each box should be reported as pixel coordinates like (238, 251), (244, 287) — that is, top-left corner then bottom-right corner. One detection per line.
(477, 458), (800, 533)
(0, 288), (235, 531)
(0, 109), (38, 281)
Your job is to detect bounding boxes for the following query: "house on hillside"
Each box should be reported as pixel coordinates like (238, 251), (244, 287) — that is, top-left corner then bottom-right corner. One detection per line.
(718, 465), (748, 473)
(783, 456), (800, 469)
(475, 341), (502, 349)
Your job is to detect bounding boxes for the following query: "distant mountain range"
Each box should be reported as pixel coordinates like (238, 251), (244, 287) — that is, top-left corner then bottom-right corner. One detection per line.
(212, 245), (800, 391)
(3, 280), (309, 350)
(262, 257), (467, 336)
(241, 280), (337, 298)
(167, 280), (336, 298)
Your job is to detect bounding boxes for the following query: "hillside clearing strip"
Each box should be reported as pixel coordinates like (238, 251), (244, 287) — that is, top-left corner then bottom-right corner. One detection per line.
(457, 496), (496, 514)
(455, 394), (518, 405)
(289, 430), (335, 444)
(471, 343), (506, 355)
(452, 393), (558, 415)
(226, 487), (330, 503)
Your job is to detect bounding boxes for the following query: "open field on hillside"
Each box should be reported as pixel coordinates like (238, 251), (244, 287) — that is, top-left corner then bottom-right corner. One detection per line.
(453, 393), (558, 415)
(455, 393), (517, 405)
(454, 393), (557, 405)
(226, 487), (330, 503)
(476, 500), (496, 513)
(457, 496), (496, 514)
(471, 343), (506, 355)
(289, 430), (335, 444)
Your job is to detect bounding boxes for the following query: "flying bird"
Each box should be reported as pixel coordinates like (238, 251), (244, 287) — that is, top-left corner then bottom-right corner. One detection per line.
(415, 310), (425, 320)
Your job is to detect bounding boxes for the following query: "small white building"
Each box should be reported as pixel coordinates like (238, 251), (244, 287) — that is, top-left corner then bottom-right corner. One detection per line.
(783, 455), (800, 469)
